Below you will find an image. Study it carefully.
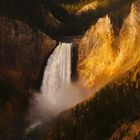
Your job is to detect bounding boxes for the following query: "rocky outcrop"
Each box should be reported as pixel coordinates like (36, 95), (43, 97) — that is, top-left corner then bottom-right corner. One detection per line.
(0, 17), (56, 92)
(77, 0), (140, 89)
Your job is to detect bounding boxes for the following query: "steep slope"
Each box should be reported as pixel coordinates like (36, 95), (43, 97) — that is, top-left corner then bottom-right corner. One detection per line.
(78, 15), (115, 88)
(77, 0), (140, 90)
(0, 17), (56, 92)
(0, 17), (56, 139)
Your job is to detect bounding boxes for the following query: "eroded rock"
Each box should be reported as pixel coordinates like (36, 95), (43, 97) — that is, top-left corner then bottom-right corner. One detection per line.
(77, 1), (140, 89)
(0, 17), (56, 92)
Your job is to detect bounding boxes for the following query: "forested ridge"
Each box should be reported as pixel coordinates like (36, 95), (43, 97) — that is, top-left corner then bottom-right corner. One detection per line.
(50, 72), (140, 140)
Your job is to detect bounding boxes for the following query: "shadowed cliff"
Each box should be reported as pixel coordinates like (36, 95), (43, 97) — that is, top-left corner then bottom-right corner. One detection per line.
(0, 17), (56, 139)
(0, 17), (56, 92)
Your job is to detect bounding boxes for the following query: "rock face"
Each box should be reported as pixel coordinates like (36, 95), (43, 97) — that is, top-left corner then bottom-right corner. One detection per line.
(0, 16), (56, 139)
(77, 0), (140, 89)
(0, 17), (56, 92)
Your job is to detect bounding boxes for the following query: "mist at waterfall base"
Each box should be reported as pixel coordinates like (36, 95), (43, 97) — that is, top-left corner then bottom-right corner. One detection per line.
(28, 43), (89, 125)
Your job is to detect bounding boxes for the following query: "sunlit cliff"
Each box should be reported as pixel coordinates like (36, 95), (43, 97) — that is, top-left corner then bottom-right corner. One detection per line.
(78, 0), (140, 89)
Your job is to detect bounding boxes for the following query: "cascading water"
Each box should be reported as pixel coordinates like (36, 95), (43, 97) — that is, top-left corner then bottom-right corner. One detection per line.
(28, 42), (85, 125)
(41, 42), (72, 112)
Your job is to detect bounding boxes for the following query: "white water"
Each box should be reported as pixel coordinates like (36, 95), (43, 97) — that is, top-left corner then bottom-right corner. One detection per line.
(28, 42), (86, 125)
(42, 42), (72, 106)
(41, 42), (73, 113)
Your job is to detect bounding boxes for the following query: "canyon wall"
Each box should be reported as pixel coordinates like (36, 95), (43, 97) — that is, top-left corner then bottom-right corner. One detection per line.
(0, 17), (56, 139)
(77, 0), (140, 89)
(0, 17), (56, 92)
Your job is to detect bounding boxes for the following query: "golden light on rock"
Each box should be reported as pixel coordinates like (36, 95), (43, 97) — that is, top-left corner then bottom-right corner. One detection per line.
(78, 1), (140, 89)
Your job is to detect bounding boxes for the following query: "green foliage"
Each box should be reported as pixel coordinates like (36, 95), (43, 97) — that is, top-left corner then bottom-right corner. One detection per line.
(51, 75), (140, 140)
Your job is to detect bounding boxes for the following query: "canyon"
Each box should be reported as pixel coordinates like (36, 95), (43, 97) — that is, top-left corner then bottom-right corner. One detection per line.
(0, 0), (140, 140)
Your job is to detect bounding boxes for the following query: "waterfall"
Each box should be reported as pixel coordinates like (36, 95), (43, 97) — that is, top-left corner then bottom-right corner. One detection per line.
(30, 42), (84, 121)
(41, 42), (72, 109)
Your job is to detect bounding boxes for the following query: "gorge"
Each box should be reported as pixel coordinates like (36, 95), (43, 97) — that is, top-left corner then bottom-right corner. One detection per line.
(27, 0), (140, 134)
(29, 42), (83, 123)
(0, 0), (140, 140)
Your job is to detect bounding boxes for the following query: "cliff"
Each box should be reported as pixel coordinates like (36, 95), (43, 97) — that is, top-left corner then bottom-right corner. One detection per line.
(0, 17), (56, 139)
(0, 17), (56, 92)
(77, 0), (140, 89)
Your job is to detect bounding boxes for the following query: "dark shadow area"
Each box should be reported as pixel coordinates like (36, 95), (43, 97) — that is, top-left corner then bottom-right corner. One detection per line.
(0, 80), (29, 140)
(0, 0), (134, 38)
(71, 44), (79, 82)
